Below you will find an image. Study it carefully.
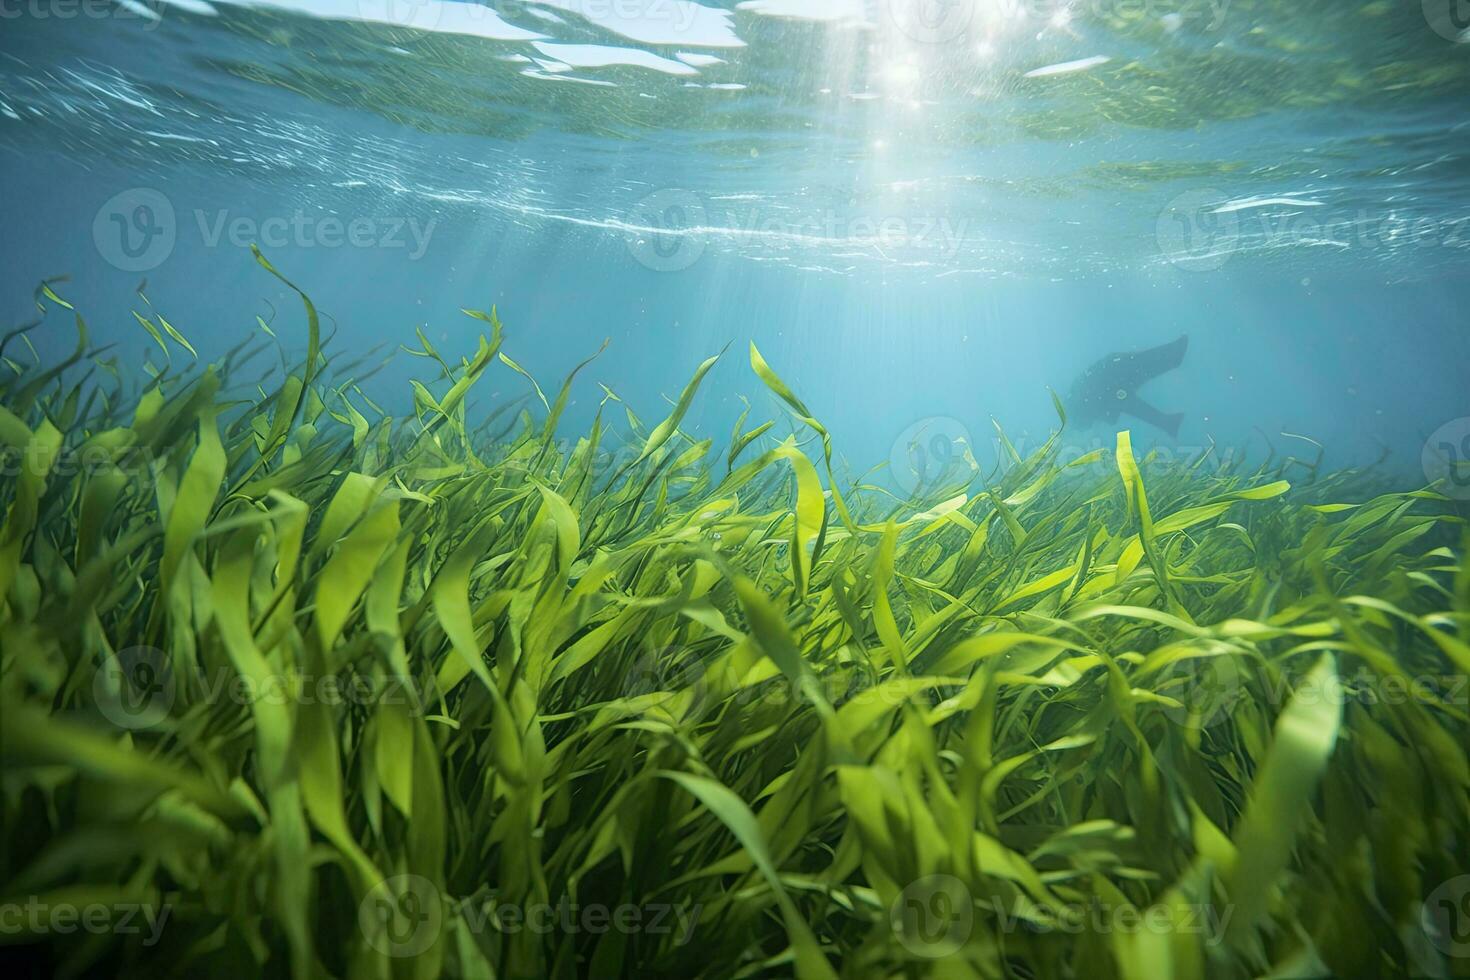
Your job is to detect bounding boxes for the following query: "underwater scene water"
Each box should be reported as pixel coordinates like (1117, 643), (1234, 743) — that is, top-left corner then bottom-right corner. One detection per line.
(1, 1), (1469, 978)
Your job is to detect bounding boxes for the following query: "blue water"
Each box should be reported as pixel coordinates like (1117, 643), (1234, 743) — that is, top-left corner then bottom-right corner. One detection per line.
(3, 1), (1468, 485)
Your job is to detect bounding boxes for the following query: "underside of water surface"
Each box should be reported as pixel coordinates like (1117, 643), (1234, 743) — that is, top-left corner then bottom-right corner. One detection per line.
(2, 1), (1470, 978)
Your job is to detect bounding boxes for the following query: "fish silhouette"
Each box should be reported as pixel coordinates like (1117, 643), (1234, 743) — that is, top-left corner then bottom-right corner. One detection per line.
(1067, 335), (1189, 437)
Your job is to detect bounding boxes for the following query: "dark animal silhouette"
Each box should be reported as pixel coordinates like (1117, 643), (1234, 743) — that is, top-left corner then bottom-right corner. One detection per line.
(1067, 335), (1189, 437)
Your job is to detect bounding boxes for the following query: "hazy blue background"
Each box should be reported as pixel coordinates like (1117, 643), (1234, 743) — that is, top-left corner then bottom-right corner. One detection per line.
(3, 1), (1467, 487)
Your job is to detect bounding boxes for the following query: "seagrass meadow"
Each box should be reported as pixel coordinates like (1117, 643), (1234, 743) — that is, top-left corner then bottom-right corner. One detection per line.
(1, 260), (1468, 980)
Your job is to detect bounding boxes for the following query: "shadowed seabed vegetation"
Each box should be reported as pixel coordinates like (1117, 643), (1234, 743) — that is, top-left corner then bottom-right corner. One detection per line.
(1, 256), (1468, 980)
